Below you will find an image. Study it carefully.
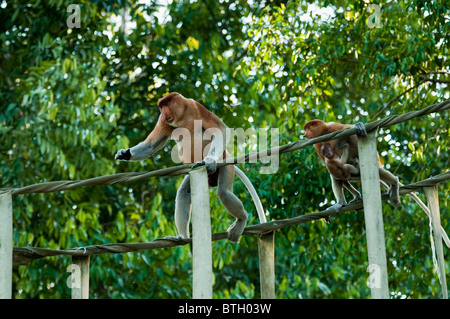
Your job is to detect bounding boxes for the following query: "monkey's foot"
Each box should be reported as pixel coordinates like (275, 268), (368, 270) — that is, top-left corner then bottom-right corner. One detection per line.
(324, 203), (344, 222)
(326, 203), (344, 212)
(204, 156), (217, 174)
(162, 235), (190, 243)
(348, 196), (362, 204)
(227, 220), (246, 243)
(388, 189), (401, 207)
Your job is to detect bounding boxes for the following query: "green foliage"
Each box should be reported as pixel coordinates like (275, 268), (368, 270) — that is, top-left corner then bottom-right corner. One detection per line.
(1, 0), (448, 299)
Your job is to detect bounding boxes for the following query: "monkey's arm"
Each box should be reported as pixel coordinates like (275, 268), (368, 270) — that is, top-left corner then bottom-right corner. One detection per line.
(115, 115), (171, 161)
(338, 143), (350, 163)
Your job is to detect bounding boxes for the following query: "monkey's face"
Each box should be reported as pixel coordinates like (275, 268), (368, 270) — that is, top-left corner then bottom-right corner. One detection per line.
(303, 120), (325, 139)
(320, 143), (334, 158)
(158, 95), (189, 128)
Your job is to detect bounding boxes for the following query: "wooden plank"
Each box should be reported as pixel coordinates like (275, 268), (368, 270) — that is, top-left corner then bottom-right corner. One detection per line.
(70, 256), (90, 299)
(189, 166), (213, 299)
(0, 192), (12, 299)
(424, 186), (448, 299)
(258, 231), (275, 298)
(235, 166), (275, 298)
(357, 131), (389, 299)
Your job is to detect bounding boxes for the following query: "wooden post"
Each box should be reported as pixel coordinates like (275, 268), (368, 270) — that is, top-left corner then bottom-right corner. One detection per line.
(258, 231), (275, 298)
(424, 186), (448, 299)
(357, 130), (389, 299)
(189, 166), (213, 299)
(70, 256), (90, 299)
(235, 166), (275, 298)
(0, 191), (13, 299)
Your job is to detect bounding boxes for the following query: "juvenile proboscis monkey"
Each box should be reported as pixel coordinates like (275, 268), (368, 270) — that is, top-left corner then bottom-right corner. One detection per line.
(303, 119), (400, 210)
(115, 92), (264, 243)
(320, 142), (359, 181)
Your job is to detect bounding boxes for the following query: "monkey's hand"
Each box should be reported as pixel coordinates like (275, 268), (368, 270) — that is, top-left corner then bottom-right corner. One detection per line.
(115, 149), (131, 161)
(203, 156), (217, 174)
(354, 122), (367, 137)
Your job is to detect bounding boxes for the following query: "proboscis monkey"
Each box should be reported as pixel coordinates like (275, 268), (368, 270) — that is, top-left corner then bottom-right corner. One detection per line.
(115, 92), (264, 243)
(320, 142), (359, 181)
(303, 119), (400, 210)
(304, 119), (450, 248)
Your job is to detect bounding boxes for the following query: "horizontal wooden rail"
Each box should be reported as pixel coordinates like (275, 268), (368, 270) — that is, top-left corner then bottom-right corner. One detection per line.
(12, 171), (449, 266)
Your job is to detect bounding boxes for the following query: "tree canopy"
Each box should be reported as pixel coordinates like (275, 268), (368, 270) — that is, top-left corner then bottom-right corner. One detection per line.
(0, 0), (448, 298)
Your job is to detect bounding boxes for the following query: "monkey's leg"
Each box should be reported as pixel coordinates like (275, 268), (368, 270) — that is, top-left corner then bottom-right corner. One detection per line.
(343, 181), (361, 203)
(175, 175), (192, 239)
(216, 165), (248, 243)
(325, 175), (347, 221)
(329, 175), (346, 207)
(378, 167), (400, 206)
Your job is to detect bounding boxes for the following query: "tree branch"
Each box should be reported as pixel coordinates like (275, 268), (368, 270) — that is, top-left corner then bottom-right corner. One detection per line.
(372, 80), (426, 119)
(418, 75), (450, 84)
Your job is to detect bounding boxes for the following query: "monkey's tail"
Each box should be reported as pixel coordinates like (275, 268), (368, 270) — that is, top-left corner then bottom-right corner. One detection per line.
(408, 192), (450, 248)
(380, 181), (450, 248)
(234, 166), (267, 223)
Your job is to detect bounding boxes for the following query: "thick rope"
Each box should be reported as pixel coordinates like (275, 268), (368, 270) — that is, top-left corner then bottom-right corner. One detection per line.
(1, 99), (448, 196)
(12, 172), (450, 266)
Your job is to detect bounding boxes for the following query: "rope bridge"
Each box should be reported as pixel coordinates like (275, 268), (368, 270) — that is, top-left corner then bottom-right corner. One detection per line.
(12, 171), (449, 267)
(1, 99), (449, 299)
(1, 99), (448, 196)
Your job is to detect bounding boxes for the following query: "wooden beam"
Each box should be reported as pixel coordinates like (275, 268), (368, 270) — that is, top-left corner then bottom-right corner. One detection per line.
(235, 166), (275, 298)
(424, 186), (448, 299)
(0, 192), (12, 299)
(258, 231), (275, 298)
(357, 131), (389, 299)
(190, 166), (213, 299)
(70, 256), (90, 299)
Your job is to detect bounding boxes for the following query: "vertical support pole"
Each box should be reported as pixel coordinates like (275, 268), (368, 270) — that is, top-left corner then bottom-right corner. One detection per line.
(424, 186), (448, 299)
(0, 191), (12, 299)
(189, 167), (213, 299)
(235, 165), (275, 298)
(258, 231), (275, 298)
(71, 256), (90, 299)
(357, 130), (389, 299)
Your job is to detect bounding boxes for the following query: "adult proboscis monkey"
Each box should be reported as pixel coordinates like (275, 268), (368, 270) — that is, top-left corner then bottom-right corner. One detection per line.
(303, 120), (371, 210)
(303, 119), (450, 247)
(115, 92), (264, 243)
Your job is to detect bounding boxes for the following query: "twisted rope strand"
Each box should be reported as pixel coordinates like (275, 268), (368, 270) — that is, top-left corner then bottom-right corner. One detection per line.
(12, 171), (449, 266)
(2, 99), (448, 196)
